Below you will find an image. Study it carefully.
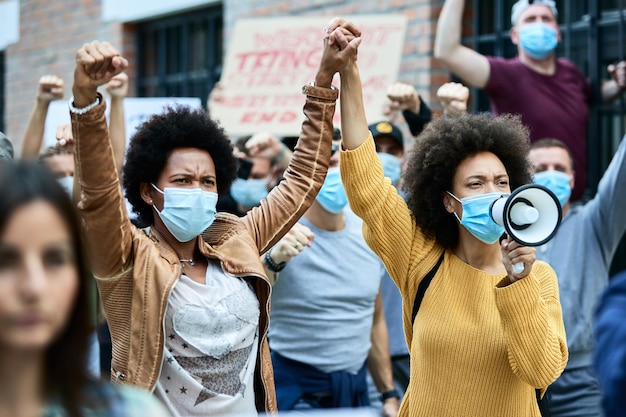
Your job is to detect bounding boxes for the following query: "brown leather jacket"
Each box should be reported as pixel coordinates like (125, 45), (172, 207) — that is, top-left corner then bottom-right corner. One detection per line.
(71, 85), (338, 413)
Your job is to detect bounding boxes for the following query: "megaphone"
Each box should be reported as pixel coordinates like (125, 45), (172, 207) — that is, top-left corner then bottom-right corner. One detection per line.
(490, 184), (562, 273)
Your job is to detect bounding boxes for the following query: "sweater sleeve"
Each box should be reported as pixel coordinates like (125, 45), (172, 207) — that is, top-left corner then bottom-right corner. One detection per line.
(340, 133), (434, 291)
(494, 261), (568, 388)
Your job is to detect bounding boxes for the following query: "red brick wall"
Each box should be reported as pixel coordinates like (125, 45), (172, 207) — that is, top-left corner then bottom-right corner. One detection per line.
(4, 0), (126, 155)
(5, 0), (461, 152)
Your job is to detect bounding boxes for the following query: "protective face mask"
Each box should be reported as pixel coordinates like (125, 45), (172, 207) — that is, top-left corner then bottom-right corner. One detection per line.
(57, 176), (74, 197)
(448, 191), (507, 244)
(229, 178), (269, 208)
(316, 167), (348, 214)
(378, 152), (402, 185)
(151, 184), (218, 242)
(519, 22), (558, 59)
(533, 170), (571, 207)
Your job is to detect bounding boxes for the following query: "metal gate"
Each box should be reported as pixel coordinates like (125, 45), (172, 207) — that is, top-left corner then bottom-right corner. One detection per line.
(463, 0), (626, 274)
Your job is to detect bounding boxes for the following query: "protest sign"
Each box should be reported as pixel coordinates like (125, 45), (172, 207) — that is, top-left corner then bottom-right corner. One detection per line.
(210, 15), (407, 137)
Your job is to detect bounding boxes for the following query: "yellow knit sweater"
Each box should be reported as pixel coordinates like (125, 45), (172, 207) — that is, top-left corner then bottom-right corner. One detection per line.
(340, 134), (568, 417)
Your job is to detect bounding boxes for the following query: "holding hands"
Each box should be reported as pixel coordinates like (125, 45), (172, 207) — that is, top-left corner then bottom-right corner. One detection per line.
(316, 17), (362, 86)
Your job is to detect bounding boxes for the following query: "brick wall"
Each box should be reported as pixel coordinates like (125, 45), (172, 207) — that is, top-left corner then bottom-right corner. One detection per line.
(4, 0), (124, 155)
(223, 0), (450, 112)
(4, 0), (454, 152)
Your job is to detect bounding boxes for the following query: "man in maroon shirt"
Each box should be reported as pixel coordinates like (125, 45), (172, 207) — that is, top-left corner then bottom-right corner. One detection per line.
(434, 0), (626, 201)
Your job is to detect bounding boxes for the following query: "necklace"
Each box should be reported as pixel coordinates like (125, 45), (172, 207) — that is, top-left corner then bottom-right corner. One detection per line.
(179, 259), (195, 267)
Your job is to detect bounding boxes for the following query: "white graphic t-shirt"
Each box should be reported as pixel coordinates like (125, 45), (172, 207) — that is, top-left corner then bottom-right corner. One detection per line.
(155, 261), (260, 417)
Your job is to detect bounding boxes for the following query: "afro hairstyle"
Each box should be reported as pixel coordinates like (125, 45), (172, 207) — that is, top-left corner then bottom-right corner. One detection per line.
(401, 112), (532, 249)
(122, 105), (237, 226)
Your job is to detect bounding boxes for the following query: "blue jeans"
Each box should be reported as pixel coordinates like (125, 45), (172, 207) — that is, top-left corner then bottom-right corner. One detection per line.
(547, 366), (604, 417)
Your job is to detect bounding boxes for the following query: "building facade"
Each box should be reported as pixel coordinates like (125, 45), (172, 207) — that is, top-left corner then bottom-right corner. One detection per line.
(1, 0), (626, 271)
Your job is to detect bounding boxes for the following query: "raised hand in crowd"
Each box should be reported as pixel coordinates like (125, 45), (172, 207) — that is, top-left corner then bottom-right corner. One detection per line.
(609, 61), (626, 87)
(55, 123), (73, 150)
(436, 81), (470, 118)
(386, 82), (421, 114)
(105, 71), (129, 171)
(38, 74), (65, 102)
(72, 41), (128, 107)
(105, 71), (129, 99)
(246, 131), (292, 170)
(21, 75), (65, 158)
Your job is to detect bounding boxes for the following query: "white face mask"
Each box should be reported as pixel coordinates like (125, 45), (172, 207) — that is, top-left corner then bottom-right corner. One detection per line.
(57, 176), (74, 197)
(151, 184), (219, 242)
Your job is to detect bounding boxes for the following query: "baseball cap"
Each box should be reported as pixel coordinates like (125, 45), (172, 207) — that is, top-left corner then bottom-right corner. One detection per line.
(368, 121), (403, 149)
(511, 0), (558, 26)
(0, 132), (14, 161)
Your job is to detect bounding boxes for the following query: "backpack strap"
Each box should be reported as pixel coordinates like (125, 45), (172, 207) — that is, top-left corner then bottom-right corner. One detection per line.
(411, 250), (445, 324)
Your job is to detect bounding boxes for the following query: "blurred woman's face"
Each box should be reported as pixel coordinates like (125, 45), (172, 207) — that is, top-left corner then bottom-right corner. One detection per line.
(0, 200), (78, 353)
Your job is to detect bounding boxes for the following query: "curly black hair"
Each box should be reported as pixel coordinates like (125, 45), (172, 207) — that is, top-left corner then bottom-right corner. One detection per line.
(122, 105), (237, 226)
(401, 113), (532, 249)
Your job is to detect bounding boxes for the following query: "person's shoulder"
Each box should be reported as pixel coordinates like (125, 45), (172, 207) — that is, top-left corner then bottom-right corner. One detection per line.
(556, 57), (586, 76)
(487, 55), (520, 68)
(113, 384), (171, 416)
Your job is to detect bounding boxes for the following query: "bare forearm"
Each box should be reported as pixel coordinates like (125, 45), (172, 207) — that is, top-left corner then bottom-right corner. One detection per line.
(339, 62), (369, 150)
(434, 0), (464, 59)
(21, 100), (51, 158)
(109, 97), (126, 172)
(368, 291), (394, 393)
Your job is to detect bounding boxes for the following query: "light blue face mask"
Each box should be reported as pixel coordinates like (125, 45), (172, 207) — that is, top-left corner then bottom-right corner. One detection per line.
(448, 191), (507, 244)
(519, 22), (558, 59)
(317, 167), (348, 214)
(57, 176), (74, 197)
(151, 184), (218, 242)
(533, 170), (571, 207)
(377, 152), (402, 185)
(229, 178), (269, 208)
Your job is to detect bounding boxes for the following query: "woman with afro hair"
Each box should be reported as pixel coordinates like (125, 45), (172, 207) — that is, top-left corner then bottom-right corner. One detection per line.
(66, 19), (362, 417)
(333, 16), (568, 416)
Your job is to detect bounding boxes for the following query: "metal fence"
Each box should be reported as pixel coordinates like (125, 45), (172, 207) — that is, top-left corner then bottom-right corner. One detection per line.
(463, 0), (626, 274)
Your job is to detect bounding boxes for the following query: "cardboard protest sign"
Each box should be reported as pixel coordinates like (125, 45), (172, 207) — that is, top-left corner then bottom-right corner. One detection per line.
(211, 15), (407, 137)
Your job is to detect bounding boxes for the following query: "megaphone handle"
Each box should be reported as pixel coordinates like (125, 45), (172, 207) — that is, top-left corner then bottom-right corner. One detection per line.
(512, 262), (524, 274)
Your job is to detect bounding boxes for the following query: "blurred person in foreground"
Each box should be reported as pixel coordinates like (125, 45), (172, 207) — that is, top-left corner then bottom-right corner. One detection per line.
(0, 160), (170, 417)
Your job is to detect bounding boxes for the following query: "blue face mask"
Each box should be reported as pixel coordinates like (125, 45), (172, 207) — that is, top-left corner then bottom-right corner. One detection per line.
(57, 176), (74, 197)
(519, 22), (558, 59)
(533, 170), (571, 207)
(317, 167), (348, 214)
(151, 184), (218, 242)
(448, 191), (507, 244)
(229, 178), (269, 208)
(378, 152), (402, 185)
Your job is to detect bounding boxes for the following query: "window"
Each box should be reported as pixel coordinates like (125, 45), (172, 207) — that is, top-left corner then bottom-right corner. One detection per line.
(463, 1), (626, 273)
(136, 4), (223, 108)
